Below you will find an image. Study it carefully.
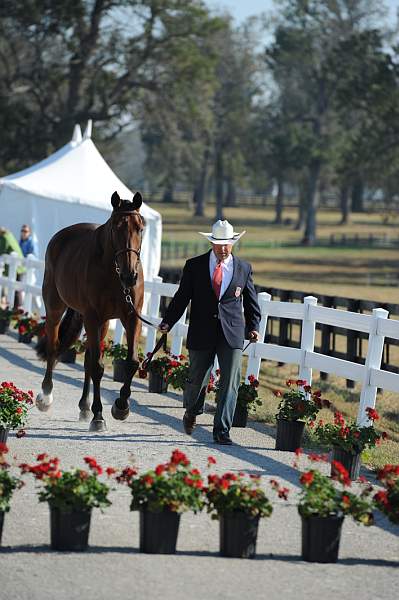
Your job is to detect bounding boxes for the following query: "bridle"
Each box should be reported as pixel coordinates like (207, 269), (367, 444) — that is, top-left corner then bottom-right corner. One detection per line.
(111, 211), (143, 287)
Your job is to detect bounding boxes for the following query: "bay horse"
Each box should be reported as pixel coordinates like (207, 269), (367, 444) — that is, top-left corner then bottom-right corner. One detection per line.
(36, 191), (145, 431)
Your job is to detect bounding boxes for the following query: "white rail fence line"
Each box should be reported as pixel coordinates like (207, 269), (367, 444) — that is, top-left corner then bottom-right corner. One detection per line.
(1, 253), (398, 426)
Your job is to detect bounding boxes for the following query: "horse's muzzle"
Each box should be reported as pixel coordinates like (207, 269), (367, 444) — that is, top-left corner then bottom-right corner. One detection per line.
(120, 272), (137, 287)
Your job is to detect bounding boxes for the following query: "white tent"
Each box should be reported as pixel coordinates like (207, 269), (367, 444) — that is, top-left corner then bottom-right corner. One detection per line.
(0, 122), (162, 282)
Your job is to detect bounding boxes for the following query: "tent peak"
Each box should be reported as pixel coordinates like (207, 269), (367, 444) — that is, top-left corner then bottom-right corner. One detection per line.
(71, 124), (82, 144)
(83, 120), (93, 139)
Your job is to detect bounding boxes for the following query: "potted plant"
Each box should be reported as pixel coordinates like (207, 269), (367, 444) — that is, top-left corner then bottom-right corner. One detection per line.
(104, 342), (128, 382)
(373, 464), (399, 525)
(314, 408), (387, 480)
(0, 381), (33, 443)
(165, 354), (190, 391)
(205, 459), (283, 558)
(273, 380), (330, 451)
(13, 312), (38, 343)
(0, 306), (15, 334)
(146, 353), (173, 393)
(233, 375), (262, 427)
(0, 442), (23, 545)
(117, 449), (204, 554)
(296, 450), (374, 563)
(20, 454), (113, 551)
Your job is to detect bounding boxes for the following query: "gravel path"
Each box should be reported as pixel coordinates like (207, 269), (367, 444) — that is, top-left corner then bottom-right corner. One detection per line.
(0, 331), (397, 600)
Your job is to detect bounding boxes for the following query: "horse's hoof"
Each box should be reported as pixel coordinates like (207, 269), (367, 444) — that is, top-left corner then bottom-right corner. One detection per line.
(36, 392), (53, 412)
(111, 402), (130, 421)
(89, 418), (107, 432)
(79, 410), (92, 422)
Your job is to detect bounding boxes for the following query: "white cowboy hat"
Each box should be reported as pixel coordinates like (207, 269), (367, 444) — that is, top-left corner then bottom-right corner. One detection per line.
(199, 220), (246, 245)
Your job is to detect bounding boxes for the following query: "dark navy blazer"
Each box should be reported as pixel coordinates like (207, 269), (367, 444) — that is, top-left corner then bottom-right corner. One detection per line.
(162, 250), (261, 350)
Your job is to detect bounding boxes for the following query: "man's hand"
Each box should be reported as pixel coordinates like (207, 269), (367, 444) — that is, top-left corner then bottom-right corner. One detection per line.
(248, 330), (259, 342)
(158, 321), (170, 333)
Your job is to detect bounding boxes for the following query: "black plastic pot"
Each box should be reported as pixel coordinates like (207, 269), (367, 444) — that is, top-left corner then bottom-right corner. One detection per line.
(59, 348), (77, 364)
(148, 371), (168, 393)
(113, 359), (126, 383)
(139, 509), (180, 554)
(0, 511), (4, 545)
(331, 446), (361, 480)
(219, 512), (260, 558)
(301, 514), (344, 563)
(0, 428), (9, 444)
(0, 319), (9, 334)
(233, 404), (248, 427)
(275, 418), (305, 451)
(50, 507), (92, 551)
(18, 333), (33, 344)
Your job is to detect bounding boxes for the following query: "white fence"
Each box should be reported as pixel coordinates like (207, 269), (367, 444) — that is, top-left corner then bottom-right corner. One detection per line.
(1, 252), (399, 427)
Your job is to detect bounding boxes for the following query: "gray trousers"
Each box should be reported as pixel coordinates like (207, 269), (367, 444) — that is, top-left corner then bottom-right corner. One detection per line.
(183, 330), (242, 436)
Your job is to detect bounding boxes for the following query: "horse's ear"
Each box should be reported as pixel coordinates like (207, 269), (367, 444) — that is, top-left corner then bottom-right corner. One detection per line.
(111, 191), (121, 209)
(132, 192), (142, 210)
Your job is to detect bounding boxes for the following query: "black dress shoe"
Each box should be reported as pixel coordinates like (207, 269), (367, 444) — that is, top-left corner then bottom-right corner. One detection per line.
(213, 432), (233, 445)
(183, 411), (196, 435)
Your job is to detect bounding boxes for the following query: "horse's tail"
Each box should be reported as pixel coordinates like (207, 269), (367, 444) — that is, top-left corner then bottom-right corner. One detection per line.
(36, 308), (84, 361)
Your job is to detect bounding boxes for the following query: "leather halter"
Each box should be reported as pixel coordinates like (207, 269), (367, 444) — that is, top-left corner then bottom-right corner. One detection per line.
(110, 211), (143, 286)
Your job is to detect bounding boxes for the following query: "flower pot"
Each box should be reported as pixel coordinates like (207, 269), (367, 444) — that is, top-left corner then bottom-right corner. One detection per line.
(331, 446), (361, 480)
(0, 511), (4, 545)
(0, 428), (9, 444)
(219, 512), (260, 558)
(275, 418), (305, 451)
(0, 319), (10, 334)
(50, 506), (92, 551)
(148, 371), (168, 394)
(301, 514), (344, 563)
(113, 359), (126, 383)
(233, 404), (248, 427)
(139, 509), (180, 554)
(18, 332), (33, 344)
(59, 348), (77, 364)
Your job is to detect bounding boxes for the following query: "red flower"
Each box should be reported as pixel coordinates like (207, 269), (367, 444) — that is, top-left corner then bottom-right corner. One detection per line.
(273, 390), (282, 397)
(155, 464), (166, 476)
(294, 447), (303, 457)
(37, 453), (48, 461)
(0, 442), (8, 454)
(138, 369), (148, 379)
(365, 407), (379, 421)
(170, 449), (189, 466)
(207, 456), (217, 466)
(331, 461), (351, 486)
(300, 471), (314, 486)
(143, 475), (154, 486)
(106, 467), (117, 476)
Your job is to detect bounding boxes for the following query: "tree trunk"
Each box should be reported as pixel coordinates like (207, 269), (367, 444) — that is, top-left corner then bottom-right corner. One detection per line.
(274, 175), (284, 224)
(224, 177), (237, 207)
(295, 181), (306, 230)
(193, 149), (210, 217)
(162, 185), (174, 203)
(215, 151), (224, 221)
(302, 161), (321, 245)
(339, 184), (350, 224)
(351, 178), (364, 213)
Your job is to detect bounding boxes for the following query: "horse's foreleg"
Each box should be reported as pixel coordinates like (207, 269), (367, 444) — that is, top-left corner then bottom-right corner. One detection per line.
(36, 313), (63, 412)
(111, 317), (141, 421)
(78, 349), (91, 421)
(84, 314), (106, 432)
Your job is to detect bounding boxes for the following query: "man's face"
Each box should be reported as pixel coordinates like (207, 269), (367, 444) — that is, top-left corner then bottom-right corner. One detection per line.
(211, 243), (233, 261)
(20, 227), (30, 240)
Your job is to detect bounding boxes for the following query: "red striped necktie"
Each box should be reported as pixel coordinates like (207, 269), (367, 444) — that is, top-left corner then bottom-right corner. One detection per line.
(212, 260), (223, 298)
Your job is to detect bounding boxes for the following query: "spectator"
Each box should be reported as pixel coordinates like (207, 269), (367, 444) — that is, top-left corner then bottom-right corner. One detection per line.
(0, 226), (25, 308)
(19, 224), (37, 257)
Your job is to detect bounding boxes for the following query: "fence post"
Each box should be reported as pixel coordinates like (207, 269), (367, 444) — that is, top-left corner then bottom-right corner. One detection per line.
(245, 292), (271, 380)
(6, 252), (19, 307)
(357, 308), (389, 426)
(170, 308), (188, 356)
(144, 276), (163, 355)
(298, 296), (317, 385)
(24, 254), (37, 314)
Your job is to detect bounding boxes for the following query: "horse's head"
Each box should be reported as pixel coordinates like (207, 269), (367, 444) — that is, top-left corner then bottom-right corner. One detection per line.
(110, 191), (145, 288)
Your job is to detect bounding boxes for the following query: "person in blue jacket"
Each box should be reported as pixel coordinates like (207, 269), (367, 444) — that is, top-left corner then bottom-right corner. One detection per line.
(19, 224), (37, 257)
(159, 220), (261, 445)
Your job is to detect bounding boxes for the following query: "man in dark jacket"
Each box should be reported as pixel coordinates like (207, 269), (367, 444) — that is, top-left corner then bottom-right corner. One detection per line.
(159, 220), (261, 445)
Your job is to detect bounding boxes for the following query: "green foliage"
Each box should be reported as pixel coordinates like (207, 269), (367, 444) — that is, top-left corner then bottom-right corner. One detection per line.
(315, 408), (387, 454)
(0, 381), (33, 430)
(0, 444), (22, 512)
(165, 354), (190, 390)
(373, 464), (399, 525)
(104, 343), (128, 361)
(274, 380), (329, 423)
(120, 450), (204, 514)
(205, 471), (273, 519)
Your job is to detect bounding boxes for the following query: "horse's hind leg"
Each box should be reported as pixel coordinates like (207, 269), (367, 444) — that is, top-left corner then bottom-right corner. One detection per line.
(36, 301), (66, 412)
(84, 313), (107, 432)
(79, 321), (108, 422)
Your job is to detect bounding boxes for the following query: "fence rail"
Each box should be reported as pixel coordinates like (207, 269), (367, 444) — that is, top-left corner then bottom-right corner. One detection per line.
(1, 253), (398, 427)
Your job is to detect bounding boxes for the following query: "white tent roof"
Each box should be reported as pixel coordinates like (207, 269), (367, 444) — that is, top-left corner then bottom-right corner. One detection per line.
(0, 123), (162, 280)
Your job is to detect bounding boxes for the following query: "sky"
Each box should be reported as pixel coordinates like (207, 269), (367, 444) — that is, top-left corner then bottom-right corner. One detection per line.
(206, 0), (399, 26)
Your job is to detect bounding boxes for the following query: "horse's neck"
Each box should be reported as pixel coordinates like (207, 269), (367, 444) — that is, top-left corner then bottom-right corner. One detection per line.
(96, 222), (114, 267)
